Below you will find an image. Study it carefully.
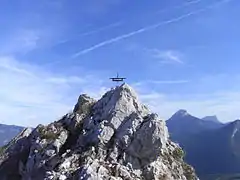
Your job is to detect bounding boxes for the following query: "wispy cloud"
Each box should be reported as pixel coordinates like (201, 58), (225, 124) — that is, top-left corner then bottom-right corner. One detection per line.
(17, 30), (40, 51)
(0, 56), (35, 77)
(76, 22), (122, 38)
(45, 76), (86, 84)
(150, 80), (189, 84)
(184, 0), (202, 5)
(138, 90), (240, 123)
(0, 29), (40, 55)
(0, 56), (108, 127)
(147, 49), (184, 64)
(133, 73), (240, 123)
(71, 0), (232, 58)
(2, 56), (240, 126)
(133, 80), (189, 87)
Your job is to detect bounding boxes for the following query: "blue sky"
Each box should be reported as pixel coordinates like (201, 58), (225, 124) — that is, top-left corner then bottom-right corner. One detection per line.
(0, 0), (239, 126)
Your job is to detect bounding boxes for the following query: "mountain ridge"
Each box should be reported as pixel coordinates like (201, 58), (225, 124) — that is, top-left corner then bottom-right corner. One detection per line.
(202, 115), (220, 123)
(166, 110), (224, 143)
(0, 124), (25, 146)
(166, 109), (240, 179)
(0, 84), (198, 180)
(182, 119), (240, 176)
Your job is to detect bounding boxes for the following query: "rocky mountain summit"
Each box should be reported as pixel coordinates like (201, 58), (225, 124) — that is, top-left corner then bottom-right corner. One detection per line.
(0, 83), (198, 180)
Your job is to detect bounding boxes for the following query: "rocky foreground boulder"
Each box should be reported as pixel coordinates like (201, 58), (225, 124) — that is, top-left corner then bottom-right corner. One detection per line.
(0, 83), (198, 180)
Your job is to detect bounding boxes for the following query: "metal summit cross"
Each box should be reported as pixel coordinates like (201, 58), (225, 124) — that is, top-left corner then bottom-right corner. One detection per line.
(109, 73), (126, 83)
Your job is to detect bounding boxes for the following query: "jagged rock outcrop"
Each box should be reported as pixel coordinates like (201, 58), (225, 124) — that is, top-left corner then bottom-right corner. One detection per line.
(0, 83), (198, 180)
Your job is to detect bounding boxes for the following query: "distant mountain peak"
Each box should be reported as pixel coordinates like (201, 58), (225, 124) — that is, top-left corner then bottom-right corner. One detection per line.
(232, 119), (240, 124)
(0, 124), (25, 146)
(222, 120), (240, 132)
(167, 109), (225, 141)
(228, 120), (240, 130)
(168, 109), (195, 121)
(173, 109), (189, 117)
(202, 115), (220, 123)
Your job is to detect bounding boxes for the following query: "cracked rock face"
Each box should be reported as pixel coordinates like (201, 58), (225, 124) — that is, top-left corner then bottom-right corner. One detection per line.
(0, 83), (198, 180)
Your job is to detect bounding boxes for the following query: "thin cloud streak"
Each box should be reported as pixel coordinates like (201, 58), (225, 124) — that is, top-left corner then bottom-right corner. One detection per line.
(0, 29), (40, 55)
(147, 49), (184, 64)
(77, 22), (122, 38)
(72, 0), (232, 58)
(150, 80), (189, 84)
(0, 63), (33, 77)
(183, 0), (202, 6)
(133, 80), (189, 87)
(133, 75), (240, 123)
(0, 57), (35, 77)
(0, 56), (109, 126)
(57, 22), (122, 45)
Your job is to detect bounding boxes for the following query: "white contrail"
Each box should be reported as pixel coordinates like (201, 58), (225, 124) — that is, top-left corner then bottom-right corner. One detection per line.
(72, 0), (232, 58)
(184, 0), (202, 6)
(77, 22), (122, 37)
(56, 1), (200, 46)
(57, 22), (122, 45)
(59, 1), (200, 45)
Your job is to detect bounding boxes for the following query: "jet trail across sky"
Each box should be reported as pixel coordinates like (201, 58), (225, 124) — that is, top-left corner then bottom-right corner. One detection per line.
(77, 22), (122, 38)
(61, 1), (200, 46)
(56, 22), (122, 45)
(72, 0), (233, 58)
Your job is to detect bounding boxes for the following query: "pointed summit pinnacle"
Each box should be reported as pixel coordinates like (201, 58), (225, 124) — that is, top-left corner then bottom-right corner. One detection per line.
(173, 109), (189, 117)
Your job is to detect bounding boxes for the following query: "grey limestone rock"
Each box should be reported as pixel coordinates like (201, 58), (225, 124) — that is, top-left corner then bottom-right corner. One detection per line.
(0, 83), (198, 180)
